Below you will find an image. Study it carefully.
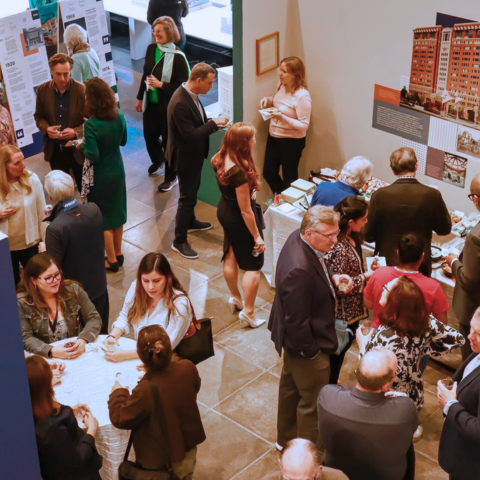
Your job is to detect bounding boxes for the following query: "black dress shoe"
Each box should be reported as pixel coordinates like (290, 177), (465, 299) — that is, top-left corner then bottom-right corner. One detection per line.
(116, 255), (124, 267)
(105, 260), (120, 272)
(157, 177), (178, 192)
(148, 162), (161, 175)
(188, 221), (213, 232)
(171, 242), (199, 259)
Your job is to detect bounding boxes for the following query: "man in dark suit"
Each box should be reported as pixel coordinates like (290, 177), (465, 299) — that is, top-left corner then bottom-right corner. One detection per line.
(166, 63), (228, 259)
(34, 53), (85, 189)
(268, 205), (353, 448)
(438, 307), (480, 480)
(446, 174), (480, 360)
(364, 146), (451, 276)
(318, 349), (418, 480)
(43, 170), (109, 333)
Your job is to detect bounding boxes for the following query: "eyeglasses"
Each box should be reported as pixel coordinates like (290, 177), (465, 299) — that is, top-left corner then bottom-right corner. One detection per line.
(310, 229), (340, 240)
(383, 284), (390, 293)
(468, 193), (478, 201)
(37, 270), (62, 284)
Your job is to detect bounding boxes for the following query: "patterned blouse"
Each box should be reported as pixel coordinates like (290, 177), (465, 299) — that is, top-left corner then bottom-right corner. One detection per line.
(365, 318), (465, 410)
(0, 105), (17, 146)
(325, 239), (368, 324)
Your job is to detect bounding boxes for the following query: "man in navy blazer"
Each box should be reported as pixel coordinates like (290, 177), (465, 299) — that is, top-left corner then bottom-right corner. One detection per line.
(268, 205), (353, 448)
(438, 307), (480, 480)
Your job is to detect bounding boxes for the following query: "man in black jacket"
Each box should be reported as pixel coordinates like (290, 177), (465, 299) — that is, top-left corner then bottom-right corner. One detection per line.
(446, 174), (480, 360)
(166, 63), (228, 259)
(364, 146), (451, 276)
(438, 307), (480, 480)
(43, 171), (109, 333)
(268, 205), (353, 448)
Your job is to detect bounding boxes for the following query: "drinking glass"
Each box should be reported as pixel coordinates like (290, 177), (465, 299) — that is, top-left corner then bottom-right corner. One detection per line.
(339, 278), (349, 293)
(439, 378), (454, 390)
(105, 336), (117, 352)
(360, 320), (373, 335)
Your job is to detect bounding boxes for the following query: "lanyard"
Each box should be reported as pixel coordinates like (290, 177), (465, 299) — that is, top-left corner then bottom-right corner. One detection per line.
(49, 303), (59, 335)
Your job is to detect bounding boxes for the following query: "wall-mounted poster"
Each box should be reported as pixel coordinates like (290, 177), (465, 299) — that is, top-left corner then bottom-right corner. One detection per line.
(426, 147), (468, 188)
(256, 31), (279, 76)
(28, 0), (59, 58)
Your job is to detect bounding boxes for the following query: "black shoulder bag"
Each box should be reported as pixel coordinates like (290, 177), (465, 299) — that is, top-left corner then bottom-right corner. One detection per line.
(118, 382), (179, 480)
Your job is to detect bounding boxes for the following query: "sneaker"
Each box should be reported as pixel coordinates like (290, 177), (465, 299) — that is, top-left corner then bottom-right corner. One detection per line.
(188, 221), (213, 232)
(275, 442), (284, 452)
(157, 177), (178, 192)
(171, 242), (198, 259)
(413, 425), (423, 443)
(148, 162), (161, 175)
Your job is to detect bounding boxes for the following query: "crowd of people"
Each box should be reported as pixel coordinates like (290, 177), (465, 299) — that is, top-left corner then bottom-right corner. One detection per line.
(1, 10), (480, 479)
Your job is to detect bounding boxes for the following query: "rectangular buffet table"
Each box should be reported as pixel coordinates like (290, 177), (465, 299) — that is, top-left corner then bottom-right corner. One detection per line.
(262, 203), (465, 369)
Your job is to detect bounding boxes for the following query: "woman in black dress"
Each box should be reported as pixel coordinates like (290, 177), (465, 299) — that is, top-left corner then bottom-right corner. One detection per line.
(211, 123), (266, 328)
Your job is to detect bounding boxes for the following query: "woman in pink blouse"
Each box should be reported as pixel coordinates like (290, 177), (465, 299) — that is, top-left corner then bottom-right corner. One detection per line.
(259, 57), (312, 194)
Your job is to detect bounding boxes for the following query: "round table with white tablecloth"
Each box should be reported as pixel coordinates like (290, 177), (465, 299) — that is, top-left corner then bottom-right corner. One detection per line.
(52, 335), (141, 480)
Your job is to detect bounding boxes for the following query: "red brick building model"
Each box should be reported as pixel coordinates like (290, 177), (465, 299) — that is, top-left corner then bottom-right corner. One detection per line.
(409, 26), (442, 100)
(408, 23), (480, 123)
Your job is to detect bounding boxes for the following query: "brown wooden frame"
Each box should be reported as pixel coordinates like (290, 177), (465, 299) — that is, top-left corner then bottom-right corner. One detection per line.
(256, 31), (280, 76)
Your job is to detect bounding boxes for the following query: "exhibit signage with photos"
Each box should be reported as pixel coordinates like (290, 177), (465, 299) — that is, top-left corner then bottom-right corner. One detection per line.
(372, 12), (480, 182)
(0, 9), (50, 147)
(28, 0), (59, 59)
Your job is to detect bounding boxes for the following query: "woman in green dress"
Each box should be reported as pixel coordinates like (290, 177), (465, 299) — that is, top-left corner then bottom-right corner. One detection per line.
(77, 77), (127, 273)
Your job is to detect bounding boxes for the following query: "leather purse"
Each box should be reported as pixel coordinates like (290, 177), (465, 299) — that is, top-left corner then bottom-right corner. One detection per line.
(119, 382), (179, 480)
(334, 298), (354, 356)
(171, 294), (215, 365)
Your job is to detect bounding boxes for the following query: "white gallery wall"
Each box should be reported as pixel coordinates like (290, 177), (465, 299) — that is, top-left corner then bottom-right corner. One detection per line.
(243, 0), (480, 212)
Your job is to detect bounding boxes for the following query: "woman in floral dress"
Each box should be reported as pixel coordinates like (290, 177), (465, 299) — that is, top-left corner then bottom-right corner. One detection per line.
(357, 275), (464, 440)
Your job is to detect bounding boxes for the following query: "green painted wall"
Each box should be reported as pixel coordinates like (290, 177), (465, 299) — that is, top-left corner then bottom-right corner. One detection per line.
(198, 0), (243, 207)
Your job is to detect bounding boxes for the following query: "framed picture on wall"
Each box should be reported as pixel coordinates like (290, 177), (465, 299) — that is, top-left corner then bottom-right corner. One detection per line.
(256, 31), (280, 76)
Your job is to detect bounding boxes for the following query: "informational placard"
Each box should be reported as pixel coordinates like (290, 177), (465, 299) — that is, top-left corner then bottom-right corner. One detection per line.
(0, 9), (50, 147)
(29, 0), (59, 58)
(426, 147), (468, 188)
(58, 0), (116, 91)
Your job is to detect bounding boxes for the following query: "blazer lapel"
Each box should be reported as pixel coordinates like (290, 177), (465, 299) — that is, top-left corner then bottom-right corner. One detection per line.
(47, 82), (56, 125)
(457, 354), (480, 395)
(67, 80), (78, 128)
(301, 240), (335, 299)
(181, 87), (205, 124)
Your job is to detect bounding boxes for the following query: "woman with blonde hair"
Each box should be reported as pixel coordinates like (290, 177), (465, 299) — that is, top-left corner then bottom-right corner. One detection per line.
(27, 354), (102, 479)
(211, 123), (266, 328)
(260, 56), (312, 194)
(104, 252), (192, 362)
(0, 144), (45, 285)
(64, 23), (100, 83)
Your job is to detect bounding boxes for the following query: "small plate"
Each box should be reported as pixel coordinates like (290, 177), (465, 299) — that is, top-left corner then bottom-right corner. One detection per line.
(431, 245), (443, 261)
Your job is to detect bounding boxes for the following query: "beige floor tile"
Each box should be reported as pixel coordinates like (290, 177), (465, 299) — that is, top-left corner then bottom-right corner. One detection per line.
(125, 148), (152, 167)
(124, 156), (153, 191)
(415, 406), (444, 462)
(196, 344), (263, 408)
(423, 360), (455, 395)
(419, 390), (442, 424)
(124, 197), (157, 232)
(122, 213), (176, 254)
(414, 451), (448, 479)
(215, 322), (279, 370)
(338, 350), (359, 391)
(216, 371), (279, 443)
(232, 449), (280, 480)
(128, 177), (179, 212)
(268, 359), (283, 378)
(195, 410), (271, 480)
(106, 240), (149, 285)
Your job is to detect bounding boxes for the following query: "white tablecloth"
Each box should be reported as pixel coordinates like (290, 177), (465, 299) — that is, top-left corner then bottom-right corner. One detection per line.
(262, 203), (464, 368)
(53, 335), (142, 480)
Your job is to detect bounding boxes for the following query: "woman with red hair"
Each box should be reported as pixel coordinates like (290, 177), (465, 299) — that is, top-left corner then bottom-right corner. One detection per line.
(211, 123), (266, 328)
(26, 355), (102, 479)
(356, 275), (463, 440)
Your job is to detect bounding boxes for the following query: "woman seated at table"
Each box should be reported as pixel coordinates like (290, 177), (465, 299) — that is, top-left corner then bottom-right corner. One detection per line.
(104, 252), (191, 362)
(27, 354), (102, 480)
(18, 253), (102, 359)
(108, 325), (205, 480)
(356, 275), (464, 441)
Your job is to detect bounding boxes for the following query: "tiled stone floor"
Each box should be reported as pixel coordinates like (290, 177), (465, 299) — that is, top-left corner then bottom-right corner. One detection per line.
(24, 64), (450, 479)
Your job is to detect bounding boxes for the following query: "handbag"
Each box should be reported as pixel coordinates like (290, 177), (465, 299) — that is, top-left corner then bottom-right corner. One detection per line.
(170, 294), (215, 365)
(255, 203), (266, 230)
(334, 298), (354, 356)
(119, 382), (179, 480)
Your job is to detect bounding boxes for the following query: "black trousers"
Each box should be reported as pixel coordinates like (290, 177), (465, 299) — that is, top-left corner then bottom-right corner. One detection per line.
(10, 244), (39, 288)
(49, 146), (83, 191)
(459, 322), (473, 361)
(329, 321), (359, 385)
(263, 134), (306, 194)
(174, 167), (202, 245)
(143, 101), (176, 182)
(91, 290), (110, 334)
(404, 444), (415, 480)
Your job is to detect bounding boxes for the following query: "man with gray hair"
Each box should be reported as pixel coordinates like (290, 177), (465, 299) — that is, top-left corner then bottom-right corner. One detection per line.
(310, 156), (373, 207)
(269, 205), (353, 449)
(43, 170), (109, 333)
(263, 438), (348, 479)
(318, 349), (418, 480)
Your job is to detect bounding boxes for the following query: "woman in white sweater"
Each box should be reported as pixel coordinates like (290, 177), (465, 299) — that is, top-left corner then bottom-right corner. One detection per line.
(0, 145), (46, 286)
(104, 252), (191, 362)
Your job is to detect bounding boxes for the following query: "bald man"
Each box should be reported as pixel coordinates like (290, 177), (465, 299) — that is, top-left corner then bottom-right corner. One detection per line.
(262, 438), (348, 480)
(446, 173), (480, 360)
(317, 349), (418, 480)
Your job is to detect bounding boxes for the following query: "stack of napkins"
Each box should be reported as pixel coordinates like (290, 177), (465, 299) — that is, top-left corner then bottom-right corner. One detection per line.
(281, 187), (305, 204)
(259, 107), (281, 121)
(291, 179), (316, 195)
